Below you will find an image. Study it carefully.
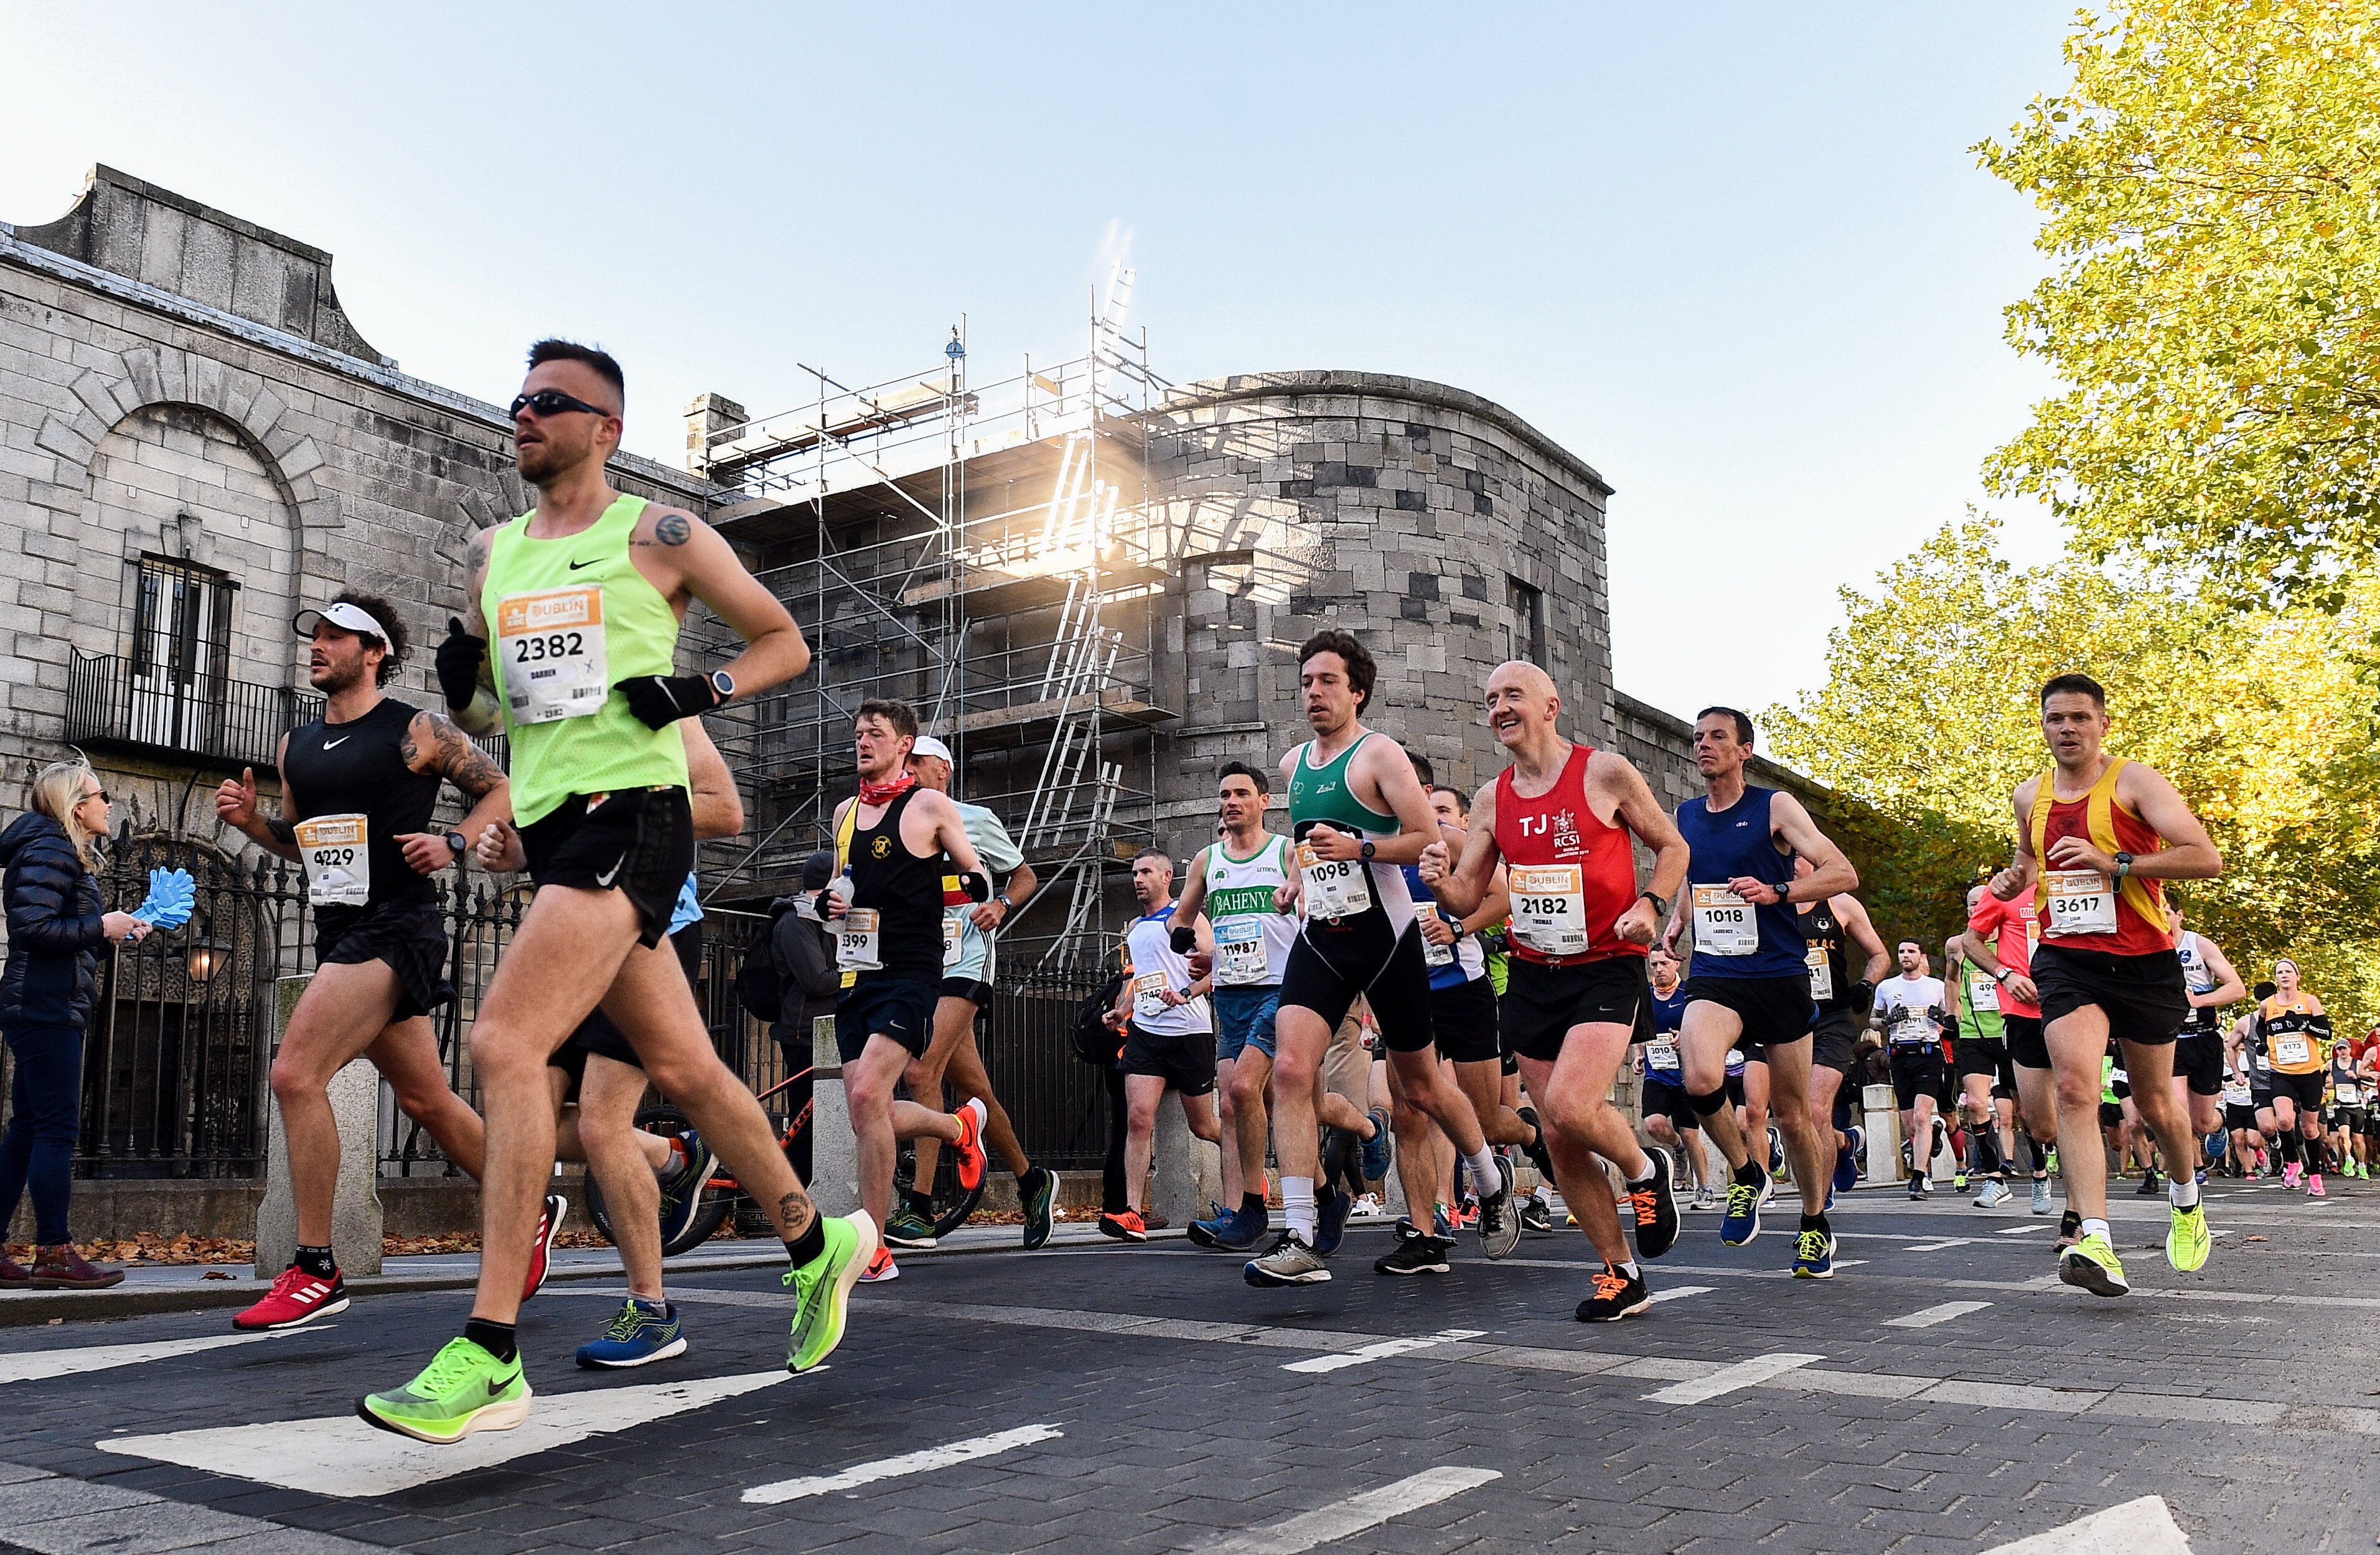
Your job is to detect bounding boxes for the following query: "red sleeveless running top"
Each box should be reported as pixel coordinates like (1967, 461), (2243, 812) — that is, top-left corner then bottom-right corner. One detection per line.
(2030, 759), (2172, 957)
(1492, 744), (1644, 964)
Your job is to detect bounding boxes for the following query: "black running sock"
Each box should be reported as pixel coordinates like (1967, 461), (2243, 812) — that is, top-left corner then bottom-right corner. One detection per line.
(902, 1188), (934, 1218)
(2028, 1136), (2050, 1175)
(1016, 1166), (1038, 1186)
(294, 1244), (337, 1280)
(784, 1217), (826, 1269)
(1732, 1158), (1766, 1188)
(464, 1318), (517, 1363)
(1240, 1192), (1266, 1217)
(1799, 1212), (1831, 1238)
(1974, 1129), (2002, 1175)
(2279, 1132), (2303, 1165)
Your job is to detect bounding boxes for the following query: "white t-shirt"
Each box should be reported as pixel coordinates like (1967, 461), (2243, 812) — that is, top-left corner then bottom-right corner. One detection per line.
(1876, 975), (1946, 1047)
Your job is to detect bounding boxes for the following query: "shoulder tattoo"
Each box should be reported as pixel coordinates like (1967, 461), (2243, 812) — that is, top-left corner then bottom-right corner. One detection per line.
(414, 712), (507, 797)
(654, 512), (691, 546)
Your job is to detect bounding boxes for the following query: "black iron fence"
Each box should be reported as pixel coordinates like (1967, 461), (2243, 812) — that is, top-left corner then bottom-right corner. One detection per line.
(12, 830), (1115, 1181)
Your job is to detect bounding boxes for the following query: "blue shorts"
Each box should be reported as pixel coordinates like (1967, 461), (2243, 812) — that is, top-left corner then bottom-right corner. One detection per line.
(1213, 986), (1280, 1063)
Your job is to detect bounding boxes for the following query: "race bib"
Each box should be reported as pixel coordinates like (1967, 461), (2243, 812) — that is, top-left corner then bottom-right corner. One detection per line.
(1646, 1040), (1680, 1072)
(1133, 971), (1171, 1020)
(496, 586), (609, 725)
(2337, 1081), (2364, 1106)
(1296, 839), (1373, 920)
(1805, 946), (1834, 1003)
(1968, 973), (2000, 1013)
(1213, 917), (1270, 987)
(2274, 1033), (2312, 1067)
(942, 915), (964, 969)
(1692, 884), (1758, 956)
(1509, 864), (1589, 957)
(836, 907), (883, 973)
(1890, 1011), (1933, 1045)
(2042, 869), (2117, 937)
(293, 814), (370, 907)
(2223, 1079), (2252, 1105)
(1417, 904), (1456, 968)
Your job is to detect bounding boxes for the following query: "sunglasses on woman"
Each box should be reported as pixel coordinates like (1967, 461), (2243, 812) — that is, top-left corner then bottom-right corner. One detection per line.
(508, 389), (611, 420)
(79, 788), (108, 805)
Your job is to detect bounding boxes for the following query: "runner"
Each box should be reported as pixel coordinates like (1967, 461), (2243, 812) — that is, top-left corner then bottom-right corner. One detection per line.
(2325, 1038), (2366, 1180)
(2234, 982), (2280, 1177)
(1961, 870), (2059, 1218)
(1422, 660), (1687, 1316)
(1985, 673), (2224, 1296)
(1874, 941), (1949, 1200)
(900, 736), (1057, 1253)
(1796, 858), (1885, 1212)
(365, 340), (869, 1442)
(822, 701), (992, 1276)
(1242, 631), (1511, 1287)
(2259, 958), (2335, 1196)
(2219, 1041), (2261, 1179)
(1661, 707), (1858, 1276)
(216, 594), (536, 1332)
(1637, 948), (1717, 1210)
(1103, 849), (1221, 1240)
(2167, 904), (2244, 1189)
(1946, 892), (2018, 1208)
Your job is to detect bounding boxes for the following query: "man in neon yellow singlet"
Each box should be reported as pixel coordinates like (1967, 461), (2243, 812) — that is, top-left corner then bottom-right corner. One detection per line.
(360, 340), (869, 1444)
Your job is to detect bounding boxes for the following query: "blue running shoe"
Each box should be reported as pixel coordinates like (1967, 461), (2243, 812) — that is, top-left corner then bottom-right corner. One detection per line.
(1791, 1228), (1836, 1280)
(1313, 1185), (1352, 1257)
(1361, 1106), (1395, 1182)
(1833, 1126), (1863, 1197)
(658, 1129), (715, 1251)
(576, 1297), (686, 1369)
(1186, 1203), (1232, 1249)
(1216, 1203), (1267, 1251)
(1720, 1167), (1765, 1246)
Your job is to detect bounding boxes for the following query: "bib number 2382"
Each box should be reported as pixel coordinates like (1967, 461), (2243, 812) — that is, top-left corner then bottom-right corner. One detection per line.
(1693, 884), (1758, 956)
(497, 587), (609, 726)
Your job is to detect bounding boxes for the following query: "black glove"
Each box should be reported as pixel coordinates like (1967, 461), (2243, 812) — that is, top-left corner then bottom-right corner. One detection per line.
(1170, 925), (1196, 955)
(616, 673), (724, 729)
(958, 869), (993, 903)
(1849, 978), (1876, 1014)
(434, 617), (487, 714)
(1478, 927), (1507, 958)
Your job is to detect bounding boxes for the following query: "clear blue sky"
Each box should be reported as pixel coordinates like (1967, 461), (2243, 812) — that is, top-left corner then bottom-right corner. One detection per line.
(1, 3), (2074, 726)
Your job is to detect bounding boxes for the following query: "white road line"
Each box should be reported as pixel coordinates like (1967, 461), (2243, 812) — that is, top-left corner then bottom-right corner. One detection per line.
(1281, 1329), (1484, 1374)
(1642, 1352), (1821, 1404)
(1194, 1466), (1503, 1555)
(0, 1328), (304, 1385)
(1649, 1285), (1714, 1303)
(1883, 1301), (1992, 1329)
(1979, 1494), (2193, 1554)
(743, 1423), (1062, 1505)
(1997, 1223), (2049, 1235)
(1901, 1237), (1981, 1253)
(100, 1370), (792, 1497)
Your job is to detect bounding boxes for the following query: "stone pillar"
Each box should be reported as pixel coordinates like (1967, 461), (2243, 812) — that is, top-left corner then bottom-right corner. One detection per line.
(1148, 1092), (1201, 1228)
(255, 975), (383, 1277)
(1863, 1084), (1901, 1188)
(808, 1014), (859, 1217)
(683, 391), (747, 479)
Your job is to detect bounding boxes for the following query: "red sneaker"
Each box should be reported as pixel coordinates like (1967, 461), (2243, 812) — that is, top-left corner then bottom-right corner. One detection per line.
(233, 1265), (349, 1330)
(523, 1193), (567, 1301)
(857, 1245), (899, 1282)
(953, 1099), (988, 1193)
(1098, 1209), (1148, 1242)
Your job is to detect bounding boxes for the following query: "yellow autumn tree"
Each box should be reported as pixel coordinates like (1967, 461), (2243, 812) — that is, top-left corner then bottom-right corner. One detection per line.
(1977, 0), (2380, 607)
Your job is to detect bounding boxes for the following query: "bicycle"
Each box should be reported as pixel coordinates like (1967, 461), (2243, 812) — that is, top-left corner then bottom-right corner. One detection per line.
(586, 1066), (987, 1257)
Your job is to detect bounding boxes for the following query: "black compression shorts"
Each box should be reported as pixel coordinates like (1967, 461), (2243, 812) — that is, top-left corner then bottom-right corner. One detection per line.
(1280, 914), (1435, 1054)
(519, 786), (695, 950)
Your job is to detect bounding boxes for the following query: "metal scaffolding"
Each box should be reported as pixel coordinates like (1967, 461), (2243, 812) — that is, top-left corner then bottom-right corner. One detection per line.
(688, 280), (1174, 971)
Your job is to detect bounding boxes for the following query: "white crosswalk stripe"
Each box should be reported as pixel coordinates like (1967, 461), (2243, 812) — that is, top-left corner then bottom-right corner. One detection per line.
(1192, 1467), (1502, 1555)
(744, 1423), (1062, 1503)
(1, 1329), (304, 1386)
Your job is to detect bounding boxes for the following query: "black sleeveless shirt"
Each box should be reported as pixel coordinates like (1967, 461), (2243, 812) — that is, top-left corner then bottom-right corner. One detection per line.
(1802, 897), (1853, 1013)
(283, 698), (441, 908)
(847, 788), (947, 980)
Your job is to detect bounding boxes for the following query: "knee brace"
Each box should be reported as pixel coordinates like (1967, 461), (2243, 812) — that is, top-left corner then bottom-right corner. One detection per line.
(1688, 1087), (1730, 1118)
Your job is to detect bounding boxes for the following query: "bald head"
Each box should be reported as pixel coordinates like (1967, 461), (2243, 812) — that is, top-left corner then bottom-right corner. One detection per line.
(1486, 660), (1563, 755)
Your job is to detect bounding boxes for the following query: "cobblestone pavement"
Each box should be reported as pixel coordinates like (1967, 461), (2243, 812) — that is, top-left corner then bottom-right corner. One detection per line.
(2, 1177), (2374, 1554)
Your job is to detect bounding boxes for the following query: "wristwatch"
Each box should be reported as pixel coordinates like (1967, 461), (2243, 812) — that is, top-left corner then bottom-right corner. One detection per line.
(995, 893), (1014, 911)
(2113, 850), (2134, 880)
(1991, 966), (2010, 984)
(708, 668), (736, 704)
(1359, 839), (1376, 862)
(1449, 920), (1468, 941)
(1772, 881), (1792, 905)
(1639, 890), (1670, 915)
(444, 830), (469, 862)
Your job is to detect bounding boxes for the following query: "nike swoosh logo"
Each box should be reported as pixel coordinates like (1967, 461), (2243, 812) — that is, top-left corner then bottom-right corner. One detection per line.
(595, 854), (627, 889)
(568, 558), (599, 570)
(323, 737), (350, 749)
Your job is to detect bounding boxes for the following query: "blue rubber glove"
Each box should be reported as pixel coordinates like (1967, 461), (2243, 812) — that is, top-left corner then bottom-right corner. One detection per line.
(131, 867), (195, 929)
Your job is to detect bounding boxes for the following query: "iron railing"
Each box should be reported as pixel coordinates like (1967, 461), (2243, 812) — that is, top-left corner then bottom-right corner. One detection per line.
(64, 650), (320, 772)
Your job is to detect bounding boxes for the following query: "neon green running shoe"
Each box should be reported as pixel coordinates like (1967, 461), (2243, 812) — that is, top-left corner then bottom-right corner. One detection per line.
(2058, 1231), (2130, 1298)
(785, 1211), (876, 1373)
(2166, 1203), (2211, 1272)
(357, 1337), (530, 1443)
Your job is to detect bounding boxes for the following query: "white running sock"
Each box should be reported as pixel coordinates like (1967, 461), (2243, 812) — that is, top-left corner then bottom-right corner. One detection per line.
(1465, 1146), (1504, 1197)
(1617, 1259), (1641, 1279)
(1282, 1176), (1316, 1241)
(2170, 1176), (2201, 1210)
(2081, 1216), (2111, 1243)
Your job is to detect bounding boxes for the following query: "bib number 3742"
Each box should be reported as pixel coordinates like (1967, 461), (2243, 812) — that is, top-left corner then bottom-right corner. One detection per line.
(1693, 884), (1758, 956)
(497, 586), (609, 726)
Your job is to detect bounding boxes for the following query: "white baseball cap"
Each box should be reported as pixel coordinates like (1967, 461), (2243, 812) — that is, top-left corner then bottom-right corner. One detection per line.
(910, 735), (954, 763)
(293, 600), (391, 648)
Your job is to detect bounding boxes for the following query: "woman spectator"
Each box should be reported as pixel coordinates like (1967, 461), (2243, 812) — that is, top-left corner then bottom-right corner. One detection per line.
(0, 760), (147, 1289)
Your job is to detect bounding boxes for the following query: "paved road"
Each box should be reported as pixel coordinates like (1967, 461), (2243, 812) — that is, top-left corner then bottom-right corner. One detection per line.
(2, 1177), (2374, 1554)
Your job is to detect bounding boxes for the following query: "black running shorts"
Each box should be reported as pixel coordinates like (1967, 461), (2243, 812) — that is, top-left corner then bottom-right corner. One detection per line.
(2099, 1100), (2125, 1130)
(940, 977), (996, 1008)
(1680, 973), (1814, 1052)
(1956, 1037), (2017, 1092)
(1498, 955), (1651, 1065)
(316, 899), (453, 1022)
(2031, 943), (2188, 1049)
(836, 974), (940, 1063)
(2267, 1068), (2325, 1114)
(1640, 1070), (1698, 1129)
(2003, 1014), (2048, 1070)
(2223, 1101), (2259, 1132)
(520, 786), (695, 950)
(1120, 1020), (1217, 1097)
(1280, 913), (1435, 1055)
(1430, 974), (1501, 1066)
(1889, 1044), (1947, 1111)
(2172, 1029), (2226, 1098)
(1810, 1006), (1863, 1076)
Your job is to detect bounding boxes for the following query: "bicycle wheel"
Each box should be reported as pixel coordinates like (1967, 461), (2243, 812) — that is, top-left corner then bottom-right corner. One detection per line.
(583, 1103), (734, 1258)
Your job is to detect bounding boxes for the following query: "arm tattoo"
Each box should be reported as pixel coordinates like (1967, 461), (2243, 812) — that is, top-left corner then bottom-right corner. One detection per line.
(654, 512), (691, 546)
(411, 713), (507, 798)
(265, 817), (296, 846)
(776, 1187), (817, 1239)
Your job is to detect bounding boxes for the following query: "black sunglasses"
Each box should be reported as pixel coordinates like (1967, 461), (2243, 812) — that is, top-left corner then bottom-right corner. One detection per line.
(80, 788), (108, 805)
(508, 389), (611, 420)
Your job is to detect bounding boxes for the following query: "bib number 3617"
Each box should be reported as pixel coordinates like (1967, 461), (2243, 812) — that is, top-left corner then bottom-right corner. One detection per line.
(2043, 870), (2117, 937)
